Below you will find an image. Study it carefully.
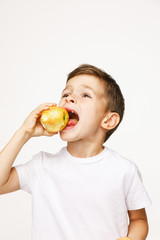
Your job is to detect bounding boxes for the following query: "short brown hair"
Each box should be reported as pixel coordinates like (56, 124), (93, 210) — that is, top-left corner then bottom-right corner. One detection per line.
(67, 64), (125, 143)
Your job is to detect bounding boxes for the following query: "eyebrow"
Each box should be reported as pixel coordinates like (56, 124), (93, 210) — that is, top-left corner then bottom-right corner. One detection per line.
(62, 84), (96, 95)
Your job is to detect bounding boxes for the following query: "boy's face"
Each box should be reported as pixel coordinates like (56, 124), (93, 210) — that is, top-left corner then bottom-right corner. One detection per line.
(58, 74), (107, 142)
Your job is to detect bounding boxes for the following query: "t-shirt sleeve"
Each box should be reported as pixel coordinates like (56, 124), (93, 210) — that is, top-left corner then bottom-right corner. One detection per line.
(14, 152), (42, 194)
(125, 163), (152, 210)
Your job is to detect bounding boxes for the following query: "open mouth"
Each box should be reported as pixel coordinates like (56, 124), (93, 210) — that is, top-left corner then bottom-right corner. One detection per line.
(64, 108), (79, 128)
(68, 110), (79, 121)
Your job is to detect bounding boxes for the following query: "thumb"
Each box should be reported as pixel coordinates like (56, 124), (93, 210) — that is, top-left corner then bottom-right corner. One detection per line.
(43, 130), (59, 137)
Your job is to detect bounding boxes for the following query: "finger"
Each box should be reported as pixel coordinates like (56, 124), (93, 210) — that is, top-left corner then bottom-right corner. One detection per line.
(43, 130), (59, 136)
(32, 103), (57, 117)
(37, 103), (57, 112)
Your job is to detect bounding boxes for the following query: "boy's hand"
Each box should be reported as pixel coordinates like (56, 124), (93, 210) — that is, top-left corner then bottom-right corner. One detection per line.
(20, 103), (58, 138)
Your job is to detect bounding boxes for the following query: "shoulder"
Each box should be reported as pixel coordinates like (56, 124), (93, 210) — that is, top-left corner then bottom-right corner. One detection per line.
(38, 147), (66, 169)
(41, 147), (65, 160)
(105, 148), (144, 193)
(21, 147), (65, 169)
(106, 147), (138, 174)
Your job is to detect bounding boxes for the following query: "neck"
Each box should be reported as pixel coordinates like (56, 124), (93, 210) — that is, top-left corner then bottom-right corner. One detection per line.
(66, 141), (105, 158)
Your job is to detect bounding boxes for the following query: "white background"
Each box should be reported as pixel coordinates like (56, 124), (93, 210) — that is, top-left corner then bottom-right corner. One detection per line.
(0, 0), (159, 239)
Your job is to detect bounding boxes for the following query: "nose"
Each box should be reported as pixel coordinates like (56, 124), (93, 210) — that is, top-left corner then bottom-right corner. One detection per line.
(65, 95), (76, 104)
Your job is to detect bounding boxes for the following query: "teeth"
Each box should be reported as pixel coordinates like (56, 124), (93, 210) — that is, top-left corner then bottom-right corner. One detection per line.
(68, 109), (79, 121)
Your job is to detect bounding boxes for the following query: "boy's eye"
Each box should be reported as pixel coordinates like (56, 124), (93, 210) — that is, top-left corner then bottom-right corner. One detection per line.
(82, 93), (91, 98)
(62, 93), (91, 98)
(62, 94), (69, 98)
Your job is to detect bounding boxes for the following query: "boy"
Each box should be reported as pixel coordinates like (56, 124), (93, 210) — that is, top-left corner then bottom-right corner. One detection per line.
(0, 64), (151, 240)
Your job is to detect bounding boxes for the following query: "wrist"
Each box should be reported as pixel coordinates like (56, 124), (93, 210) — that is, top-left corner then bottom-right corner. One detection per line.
(16, 126), (32, 142)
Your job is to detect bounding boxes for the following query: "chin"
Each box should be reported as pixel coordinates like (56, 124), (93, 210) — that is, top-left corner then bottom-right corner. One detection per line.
(59, 131), (79, 142)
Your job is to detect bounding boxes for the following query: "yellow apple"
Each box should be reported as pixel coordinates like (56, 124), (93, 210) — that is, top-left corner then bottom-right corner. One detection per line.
(40, 107), (69, 132)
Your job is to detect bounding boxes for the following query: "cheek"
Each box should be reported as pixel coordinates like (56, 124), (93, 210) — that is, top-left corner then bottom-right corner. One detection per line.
(81, 108), (99, 125)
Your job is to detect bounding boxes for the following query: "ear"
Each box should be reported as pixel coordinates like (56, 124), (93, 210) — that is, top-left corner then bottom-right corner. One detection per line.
(101, 112), (120, 130)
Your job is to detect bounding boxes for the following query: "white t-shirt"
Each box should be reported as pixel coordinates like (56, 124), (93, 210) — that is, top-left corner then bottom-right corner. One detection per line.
(15, 146), (151, 240)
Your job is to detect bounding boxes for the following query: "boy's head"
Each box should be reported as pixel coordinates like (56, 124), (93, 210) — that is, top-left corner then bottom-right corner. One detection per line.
(59, 64), (125, 143)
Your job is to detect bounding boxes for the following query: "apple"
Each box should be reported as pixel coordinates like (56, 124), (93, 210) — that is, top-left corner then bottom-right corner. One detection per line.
(40, 107), (69, 132)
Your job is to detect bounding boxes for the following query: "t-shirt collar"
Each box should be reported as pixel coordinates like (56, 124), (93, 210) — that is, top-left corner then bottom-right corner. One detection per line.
(63, 145), (108, 164)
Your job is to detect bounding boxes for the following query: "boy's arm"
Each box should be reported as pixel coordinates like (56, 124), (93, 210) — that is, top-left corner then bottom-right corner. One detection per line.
(0, 103), (57, 190)
(117, 208), (149, 240)
(127, 208), (149, 240)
